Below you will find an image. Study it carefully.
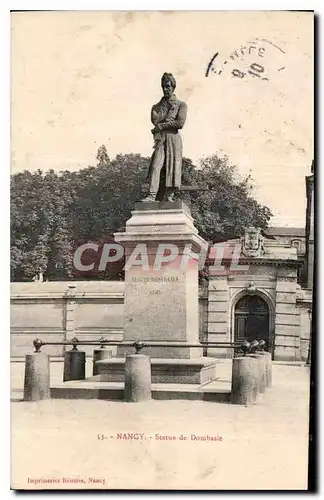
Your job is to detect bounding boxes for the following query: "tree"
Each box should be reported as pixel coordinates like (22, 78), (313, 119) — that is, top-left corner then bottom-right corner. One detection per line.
(96, 144), (110, 166)
(10, 169), (75, 280)
(181, 155), (272, 242)
(69, 153), (149, 241)
(10, 149), (272, 281)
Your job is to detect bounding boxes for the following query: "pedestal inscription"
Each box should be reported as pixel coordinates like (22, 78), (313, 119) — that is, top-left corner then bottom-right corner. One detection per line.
(114, 202), (207, 358)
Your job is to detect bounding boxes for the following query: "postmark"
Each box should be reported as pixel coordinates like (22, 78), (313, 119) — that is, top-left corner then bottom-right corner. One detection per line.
(206, 37), (286, 81)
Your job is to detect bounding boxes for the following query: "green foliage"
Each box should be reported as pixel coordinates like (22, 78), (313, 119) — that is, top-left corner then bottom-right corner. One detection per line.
(180, 155), (272, 242)
(11, 169), (75, 280)
(10, 146), (272, 281)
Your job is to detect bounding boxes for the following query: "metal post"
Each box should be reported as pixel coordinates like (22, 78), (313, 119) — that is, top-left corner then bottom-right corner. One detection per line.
(63, 337), (86, 382)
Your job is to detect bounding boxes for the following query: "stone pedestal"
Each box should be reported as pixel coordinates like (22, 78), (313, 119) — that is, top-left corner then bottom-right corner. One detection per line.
(114, 201), (207, 359)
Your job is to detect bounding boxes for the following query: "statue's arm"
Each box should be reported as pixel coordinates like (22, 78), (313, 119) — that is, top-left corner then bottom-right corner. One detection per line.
(151, 105), (161, 126)
(158, 102), (187, 131)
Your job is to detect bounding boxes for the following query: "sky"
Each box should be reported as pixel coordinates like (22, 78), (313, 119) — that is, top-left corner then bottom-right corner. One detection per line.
(11, 10), (314, 227)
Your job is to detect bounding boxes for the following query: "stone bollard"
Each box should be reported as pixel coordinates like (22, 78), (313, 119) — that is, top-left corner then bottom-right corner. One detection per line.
(24, 352), (50, 401)
(248, 353), (265, 394)
(231, 356), (259, 405)
(63, 341), (86, 382)
(259, 353), (267, 392)
(92, 347), (113, 376)
(263, 351), (272, 388)
(124, 354), (151, 402)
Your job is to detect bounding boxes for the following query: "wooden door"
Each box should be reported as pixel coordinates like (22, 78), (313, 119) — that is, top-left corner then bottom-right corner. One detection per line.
(234, 295), (269, 348)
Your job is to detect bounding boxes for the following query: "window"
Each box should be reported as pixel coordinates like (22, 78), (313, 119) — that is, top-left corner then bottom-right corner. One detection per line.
(291, 239), (301, 253)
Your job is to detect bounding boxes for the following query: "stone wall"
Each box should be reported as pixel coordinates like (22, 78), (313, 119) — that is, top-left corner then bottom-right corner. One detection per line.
(274, 269), (300, 361)
(10, 281), (208, 358)
(206, 277), (229, 358)
(11, 281), (124, 358)
(270, 235), (306, 255)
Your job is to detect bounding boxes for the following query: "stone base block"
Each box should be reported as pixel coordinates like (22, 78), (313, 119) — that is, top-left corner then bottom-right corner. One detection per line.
(51, 380), (231, 403)
(134, 200), (191, 213)
(96, 357), (218, 385)
(117, 345), (203, 359)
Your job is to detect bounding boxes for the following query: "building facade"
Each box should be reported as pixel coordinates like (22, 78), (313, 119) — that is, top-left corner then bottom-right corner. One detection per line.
(205, 161), (314, 361)
(205, 230), (311, 361)
(305, 160), (315, 289)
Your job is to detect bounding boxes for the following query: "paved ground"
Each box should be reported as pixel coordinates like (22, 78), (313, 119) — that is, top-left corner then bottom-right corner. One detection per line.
(11, 361), (310, 491)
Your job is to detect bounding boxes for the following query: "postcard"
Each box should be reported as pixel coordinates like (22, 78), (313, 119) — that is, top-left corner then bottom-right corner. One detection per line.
(10, 10), (314, 491)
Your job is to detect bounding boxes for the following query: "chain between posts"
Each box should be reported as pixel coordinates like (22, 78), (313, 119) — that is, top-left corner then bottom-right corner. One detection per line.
(32, 337), (267, 355)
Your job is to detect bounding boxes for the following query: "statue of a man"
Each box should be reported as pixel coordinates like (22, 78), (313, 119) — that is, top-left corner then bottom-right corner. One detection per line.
(142, 73), (187, 202)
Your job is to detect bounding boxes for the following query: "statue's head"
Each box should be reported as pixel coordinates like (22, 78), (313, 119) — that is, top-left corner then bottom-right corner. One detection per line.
(246, 227), (258, 238)
(161, 72), (176, 98)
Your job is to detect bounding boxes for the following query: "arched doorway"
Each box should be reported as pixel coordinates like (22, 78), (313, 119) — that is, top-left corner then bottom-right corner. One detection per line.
(234, 294), (270, 348)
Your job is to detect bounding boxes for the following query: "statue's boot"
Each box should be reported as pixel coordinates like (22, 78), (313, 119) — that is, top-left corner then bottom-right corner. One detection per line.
(141, 192), (157, 202)
(166, 189), (175, 202)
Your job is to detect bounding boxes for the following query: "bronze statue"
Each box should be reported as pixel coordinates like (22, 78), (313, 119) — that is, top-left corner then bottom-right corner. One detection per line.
(142, 73), (187, 202)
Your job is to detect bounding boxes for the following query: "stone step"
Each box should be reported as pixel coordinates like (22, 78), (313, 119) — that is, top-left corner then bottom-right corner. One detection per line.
(95, 357), (219, 385)
(50, 379), (231, 403)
